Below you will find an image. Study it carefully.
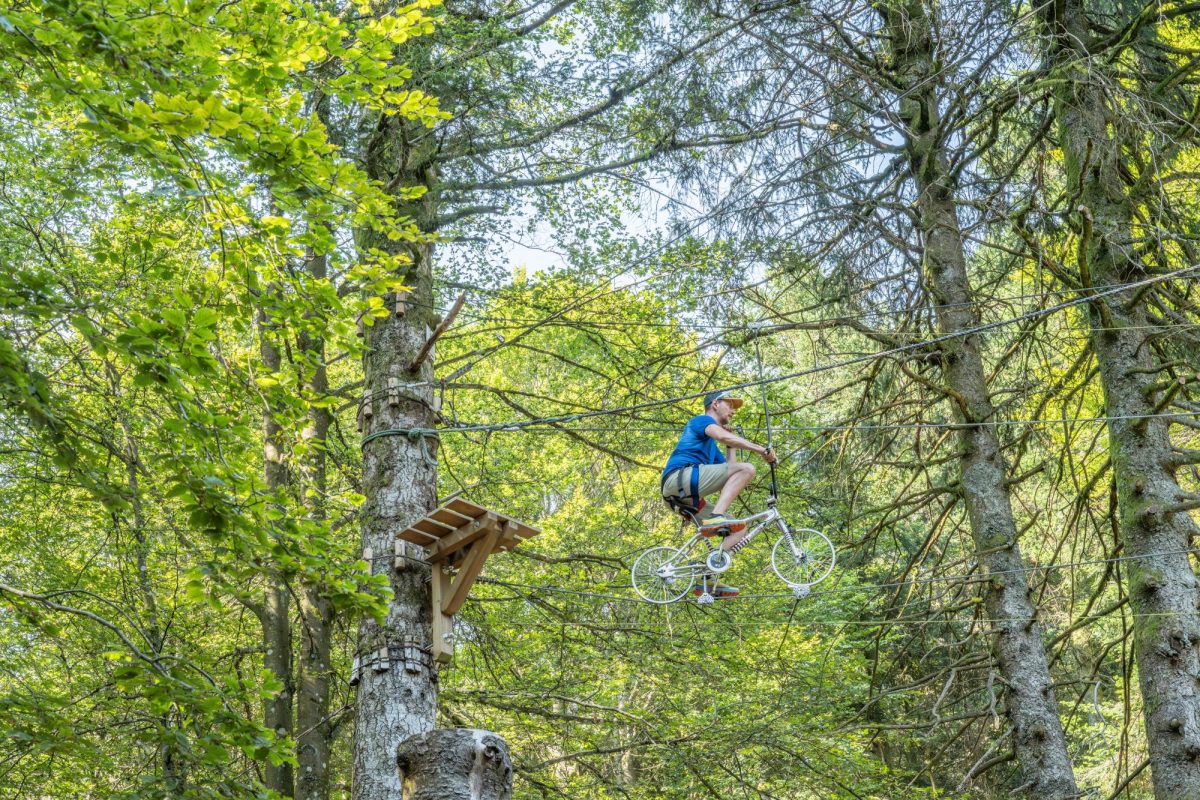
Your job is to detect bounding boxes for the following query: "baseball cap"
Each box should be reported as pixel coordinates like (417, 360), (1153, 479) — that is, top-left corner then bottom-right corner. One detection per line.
(703, 390), (744, 410)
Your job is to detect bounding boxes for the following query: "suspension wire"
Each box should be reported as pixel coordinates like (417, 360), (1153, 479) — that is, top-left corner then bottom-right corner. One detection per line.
(752, 325), (779, 500)
(360, 318), (1197, 404)
(416, 275), (1200, 342)
(477, 613), (1183, 630)
(433, 275), (1200, 334)
(430, 410), (1200, 435)
(377, 545), (1198, 607)
(363, 261), (1200, 445)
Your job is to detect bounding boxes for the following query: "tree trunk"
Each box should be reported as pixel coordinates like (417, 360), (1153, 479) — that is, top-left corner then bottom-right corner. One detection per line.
(297, 250), (335, 800)
(259, 302), (296, 797)
(1045, 1), (1200, 795)
(395, 729), (512, 800)
(350, 117), (442, 800)
(879, 2), (1079, 795)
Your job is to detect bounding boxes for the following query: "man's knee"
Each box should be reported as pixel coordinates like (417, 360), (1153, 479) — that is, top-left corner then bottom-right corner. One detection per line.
(733, 462), (755, 480)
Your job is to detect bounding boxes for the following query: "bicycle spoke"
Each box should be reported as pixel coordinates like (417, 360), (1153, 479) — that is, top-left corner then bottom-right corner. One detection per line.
(771, 528), (836, 587)
(631, 546), (697, 603)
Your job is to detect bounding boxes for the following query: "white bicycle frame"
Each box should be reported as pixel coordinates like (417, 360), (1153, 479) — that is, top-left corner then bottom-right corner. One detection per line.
(634, 500), (835, 604)
(678, 504), (789, 561)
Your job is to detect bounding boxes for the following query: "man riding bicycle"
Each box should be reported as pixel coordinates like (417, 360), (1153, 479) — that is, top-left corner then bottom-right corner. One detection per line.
(661, 390), (779, 597)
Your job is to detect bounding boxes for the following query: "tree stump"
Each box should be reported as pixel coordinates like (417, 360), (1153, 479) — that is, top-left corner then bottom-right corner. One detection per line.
(395, 729), (512, 800)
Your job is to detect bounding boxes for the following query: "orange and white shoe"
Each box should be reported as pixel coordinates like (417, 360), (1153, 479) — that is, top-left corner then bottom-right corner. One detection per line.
(699, 513), (746, 537)
(693, 582), (740, 599)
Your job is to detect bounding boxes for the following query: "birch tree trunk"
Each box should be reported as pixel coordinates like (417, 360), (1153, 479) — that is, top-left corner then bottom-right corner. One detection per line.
(879, 2), (1079, 794)
(1045, 1), (1200, 795)
(350, 119), (441, 800)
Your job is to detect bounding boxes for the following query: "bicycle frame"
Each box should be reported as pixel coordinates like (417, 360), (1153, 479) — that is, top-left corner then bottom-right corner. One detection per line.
(665, 505), (794, 577)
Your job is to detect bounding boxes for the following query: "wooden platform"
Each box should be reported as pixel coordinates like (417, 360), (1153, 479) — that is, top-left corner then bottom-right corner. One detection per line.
(397, 498), (538, 565)
(397, 498), (540, 663)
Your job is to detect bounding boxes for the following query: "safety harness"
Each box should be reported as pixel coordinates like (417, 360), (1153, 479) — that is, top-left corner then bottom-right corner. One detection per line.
(662, 465), (705, 522)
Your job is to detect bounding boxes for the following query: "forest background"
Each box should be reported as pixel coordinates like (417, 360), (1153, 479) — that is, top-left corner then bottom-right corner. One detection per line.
(2, 0), (1200, 798)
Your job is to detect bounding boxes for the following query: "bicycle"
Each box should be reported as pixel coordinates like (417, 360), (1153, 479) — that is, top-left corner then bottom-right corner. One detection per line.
(640, 343), (836, 604)
(630, 496), (836, 605)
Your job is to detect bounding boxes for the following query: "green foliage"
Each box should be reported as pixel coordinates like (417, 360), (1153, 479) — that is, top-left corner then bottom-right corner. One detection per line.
(1, 0), (1198, 797)
(0, 0), (442, 794)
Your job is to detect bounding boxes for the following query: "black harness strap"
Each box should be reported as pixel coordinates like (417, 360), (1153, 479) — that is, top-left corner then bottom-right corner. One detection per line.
(662, 466), (702, 519)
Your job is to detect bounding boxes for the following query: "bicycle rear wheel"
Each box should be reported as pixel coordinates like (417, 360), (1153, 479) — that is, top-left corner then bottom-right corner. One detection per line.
(631, 546), (699, 604)
(771, 527), (835, 588)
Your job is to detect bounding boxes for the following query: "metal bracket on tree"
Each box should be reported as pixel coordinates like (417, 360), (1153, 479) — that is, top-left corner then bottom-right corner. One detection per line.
(396, 498), (540, 664)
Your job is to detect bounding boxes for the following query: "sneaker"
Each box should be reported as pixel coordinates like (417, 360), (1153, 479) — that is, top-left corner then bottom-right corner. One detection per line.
(699, 513), (746, 536)
(693, 582), (740, 599)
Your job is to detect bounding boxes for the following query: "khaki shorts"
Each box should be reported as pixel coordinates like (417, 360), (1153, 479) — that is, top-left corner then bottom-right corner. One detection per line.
(661, 464), (730, 521)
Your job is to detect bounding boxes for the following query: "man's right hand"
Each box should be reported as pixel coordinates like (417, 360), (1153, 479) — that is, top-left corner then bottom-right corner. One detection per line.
(762, 447), (778, 465)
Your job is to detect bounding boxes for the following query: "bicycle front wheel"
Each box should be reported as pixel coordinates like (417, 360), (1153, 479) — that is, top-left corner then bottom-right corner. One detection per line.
(771, 528), (835, 588)
(631, 546), (698, 604)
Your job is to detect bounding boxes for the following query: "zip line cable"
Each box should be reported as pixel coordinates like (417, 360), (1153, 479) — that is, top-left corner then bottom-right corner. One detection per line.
(428, 275), (1200, 334)
(363, 261), (1200, 445)
(378, 545), (1198, 608)
(465, 613), (1181, 630)
(474, 546), (1199, 606)
(434, 410), (1200, 435)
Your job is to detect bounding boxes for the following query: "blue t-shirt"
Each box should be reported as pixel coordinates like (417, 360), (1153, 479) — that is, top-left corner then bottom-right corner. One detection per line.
(662, 415), (726, 482)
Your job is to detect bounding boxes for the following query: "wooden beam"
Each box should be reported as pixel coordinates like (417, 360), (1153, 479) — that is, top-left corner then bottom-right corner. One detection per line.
(407, 291), (466, 373)
(430, 565), (453, 664)
(427, 512), (497, 563)
(443, 524), (504, 616)
(493, 519), (519, 552)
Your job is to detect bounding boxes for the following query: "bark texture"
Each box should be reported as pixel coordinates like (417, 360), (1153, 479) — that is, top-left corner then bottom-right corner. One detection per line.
(1045, 1), (1200, 794)
(880, 1), (1079, 795)
(396, 729), (512, 800)
(350, 117), (441, 800)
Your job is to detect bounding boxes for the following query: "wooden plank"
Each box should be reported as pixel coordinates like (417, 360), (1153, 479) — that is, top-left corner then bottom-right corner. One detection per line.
(446, 496), (487, 515)
(429, 565), (454, 664)
(443, 524), (503, 616)
(427, 513), (497, 563)
(446, 497), (487, 518)
(495, 531), (535, 549)
(397, 525), (440, 546)
(412, 517), (454, 537)
(427, 515), (493, 563)
(430, 507), (474, 528)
